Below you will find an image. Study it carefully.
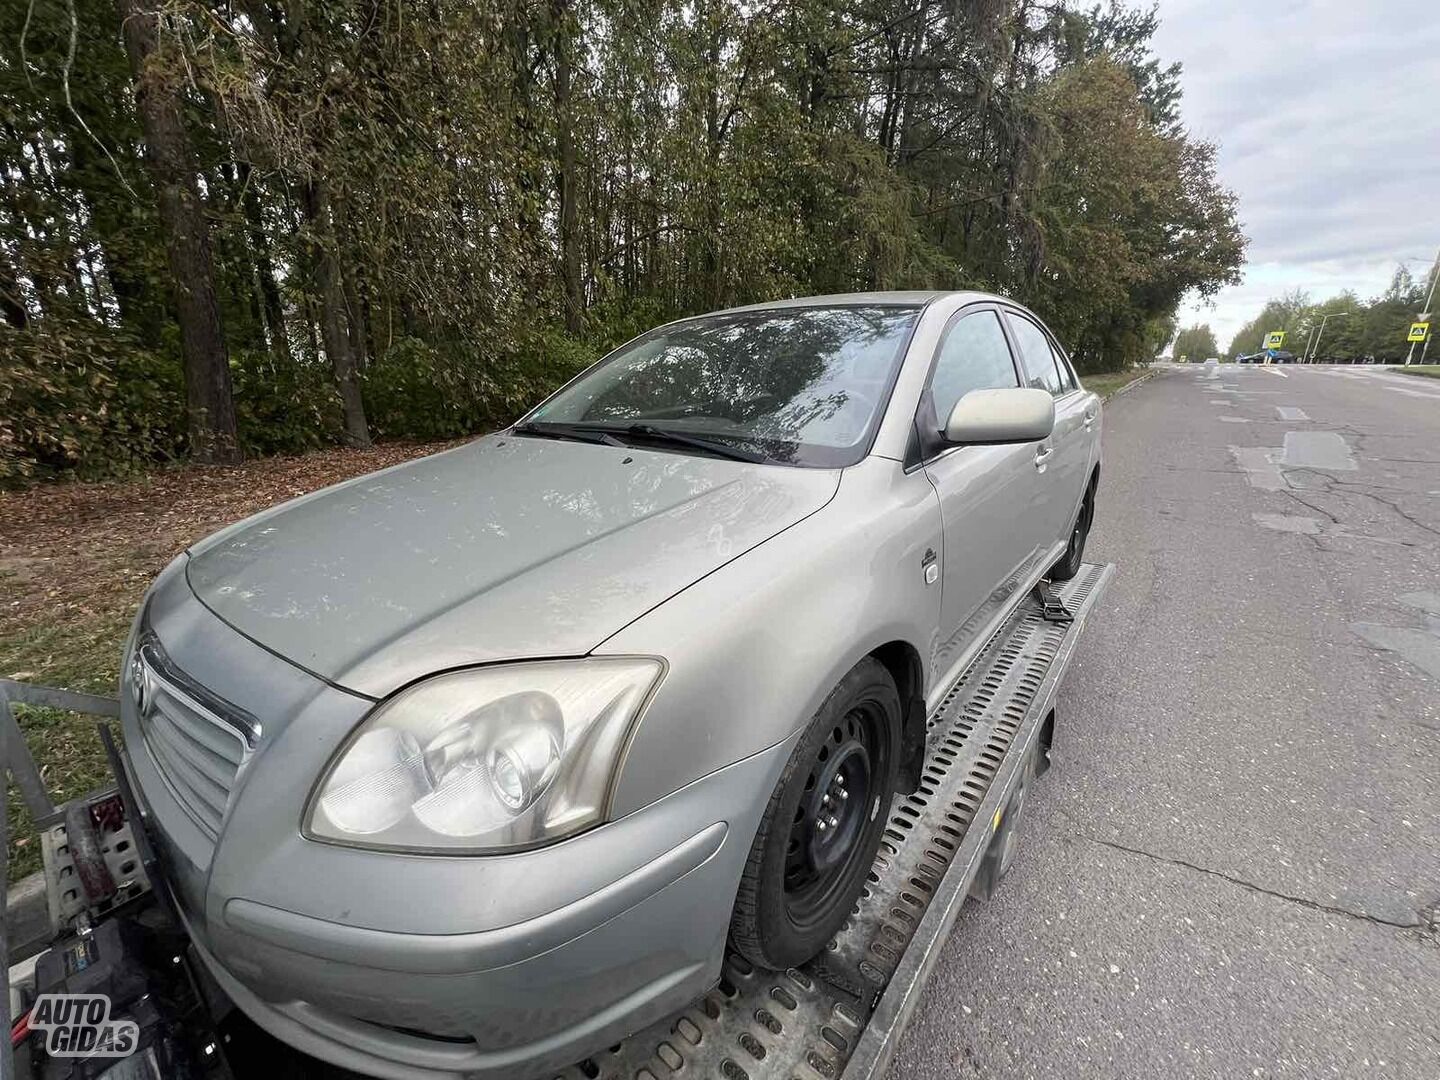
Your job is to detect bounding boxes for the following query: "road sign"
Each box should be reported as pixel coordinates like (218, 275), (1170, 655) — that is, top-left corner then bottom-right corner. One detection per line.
(1409, 322), (1429, 343)
(1264, 331), (1286, 349)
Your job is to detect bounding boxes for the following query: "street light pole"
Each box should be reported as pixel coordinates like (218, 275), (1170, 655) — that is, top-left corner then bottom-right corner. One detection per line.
(1407, 246), (1440, 365)
(1302, 325), (1318, 364)
(1309, 311), (1351, 363)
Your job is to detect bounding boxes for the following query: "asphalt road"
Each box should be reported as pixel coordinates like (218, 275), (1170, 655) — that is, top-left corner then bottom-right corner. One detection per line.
(890, 364), (1440, 1079)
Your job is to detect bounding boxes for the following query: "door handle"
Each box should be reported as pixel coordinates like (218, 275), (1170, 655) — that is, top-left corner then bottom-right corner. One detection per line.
(1034, 446), (1054, 469)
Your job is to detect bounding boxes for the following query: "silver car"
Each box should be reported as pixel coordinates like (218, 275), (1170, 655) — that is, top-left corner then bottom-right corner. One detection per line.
(120, 291), (1101, 1078)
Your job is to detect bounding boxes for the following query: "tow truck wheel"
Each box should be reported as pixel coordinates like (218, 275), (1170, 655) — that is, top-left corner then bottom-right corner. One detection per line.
(730, 658), (900, 970)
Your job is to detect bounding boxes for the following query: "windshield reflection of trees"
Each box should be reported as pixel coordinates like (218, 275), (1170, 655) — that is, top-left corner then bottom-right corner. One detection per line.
(567, 307), (912, 461)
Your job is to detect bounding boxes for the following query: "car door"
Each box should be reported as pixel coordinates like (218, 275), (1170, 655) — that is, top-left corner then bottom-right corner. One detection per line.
(919, 306), (1052, 680)
(1003, 310), (1094, 553)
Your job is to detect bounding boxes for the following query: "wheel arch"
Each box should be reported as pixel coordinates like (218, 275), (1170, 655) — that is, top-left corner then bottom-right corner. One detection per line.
(869, 639), (927, 794)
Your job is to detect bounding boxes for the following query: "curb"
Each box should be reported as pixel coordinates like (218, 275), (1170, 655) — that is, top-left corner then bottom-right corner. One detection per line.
(1102, 368), (1159, 402)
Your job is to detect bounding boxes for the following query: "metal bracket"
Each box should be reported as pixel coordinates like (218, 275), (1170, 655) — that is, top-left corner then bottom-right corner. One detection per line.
(1031, 581), (1075, 624)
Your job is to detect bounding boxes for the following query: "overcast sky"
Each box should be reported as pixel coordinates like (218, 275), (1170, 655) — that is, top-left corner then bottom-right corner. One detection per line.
(1152, 0), (1440, 352)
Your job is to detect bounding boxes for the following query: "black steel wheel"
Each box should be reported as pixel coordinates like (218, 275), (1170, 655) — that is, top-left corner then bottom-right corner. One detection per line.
(1049, 478), (1095, 582)
(729, 658), (900, 969)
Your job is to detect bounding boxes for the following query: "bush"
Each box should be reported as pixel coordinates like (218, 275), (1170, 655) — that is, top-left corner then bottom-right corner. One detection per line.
(232, 350), (345, 455)
(0, 313), (639, 484)
(0, 321), (185, 483)
(362, 331), (597, 439)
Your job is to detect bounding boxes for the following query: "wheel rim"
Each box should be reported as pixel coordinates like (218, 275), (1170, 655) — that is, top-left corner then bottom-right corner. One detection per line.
(782, 704), (882, 930)
(1068, 490), (1093, 558)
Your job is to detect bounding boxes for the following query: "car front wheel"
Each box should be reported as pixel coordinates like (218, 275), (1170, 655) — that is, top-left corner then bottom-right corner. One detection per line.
(729, 657), (900, 969)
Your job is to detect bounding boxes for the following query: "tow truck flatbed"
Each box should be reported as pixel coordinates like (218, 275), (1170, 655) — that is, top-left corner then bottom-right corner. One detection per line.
(6, 562), (1112, 1080)
(552, 561), (1114, 1080)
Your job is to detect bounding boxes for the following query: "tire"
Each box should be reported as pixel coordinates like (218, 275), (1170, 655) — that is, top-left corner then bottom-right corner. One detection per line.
(1048, 477), (1095, 582)
(729, 657), (901, 969)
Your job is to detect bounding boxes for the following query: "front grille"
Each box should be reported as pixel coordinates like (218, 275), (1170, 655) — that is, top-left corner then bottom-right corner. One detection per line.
(133, 631), (255, 841)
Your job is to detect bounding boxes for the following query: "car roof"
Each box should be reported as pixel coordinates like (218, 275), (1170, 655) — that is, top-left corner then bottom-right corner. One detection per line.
(712, 290), (996, 315)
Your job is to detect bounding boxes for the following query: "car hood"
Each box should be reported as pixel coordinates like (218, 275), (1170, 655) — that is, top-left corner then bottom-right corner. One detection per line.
(185, 436), (839, 697)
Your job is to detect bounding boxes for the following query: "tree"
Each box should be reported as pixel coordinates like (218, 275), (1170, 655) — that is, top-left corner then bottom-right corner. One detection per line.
(1226, 289), (1310, 357)
(1173, 323), (1217, 361)
(1228, 270), (1432, 363)
(115, 0), (239, 463)
(1, 0), (1248, 480)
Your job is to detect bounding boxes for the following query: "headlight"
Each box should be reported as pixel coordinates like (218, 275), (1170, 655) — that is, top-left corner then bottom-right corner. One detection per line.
(306, 658), (662, 852)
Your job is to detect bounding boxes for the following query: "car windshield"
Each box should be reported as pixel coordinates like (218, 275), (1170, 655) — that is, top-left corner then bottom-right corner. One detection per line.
(523, 305), (919, 467)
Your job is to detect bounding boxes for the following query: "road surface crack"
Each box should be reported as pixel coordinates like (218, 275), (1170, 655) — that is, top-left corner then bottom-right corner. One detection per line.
(1277, 488), (1341, 524)
(1278, 468), (1440, 539)
(1076, 833), (1419, 930)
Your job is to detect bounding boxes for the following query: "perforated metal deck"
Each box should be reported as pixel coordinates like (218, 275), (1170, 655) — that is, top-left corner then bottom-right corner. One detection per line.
(554, 562), (1113, 1080)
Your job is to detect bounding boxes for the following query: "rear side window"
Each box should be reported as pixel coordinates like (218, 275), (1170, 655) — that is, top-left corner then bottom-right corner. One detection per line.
(1051, 342), (1078, 392)
(929, 311), (1019, 427)
(1006, 312), (1069, 396)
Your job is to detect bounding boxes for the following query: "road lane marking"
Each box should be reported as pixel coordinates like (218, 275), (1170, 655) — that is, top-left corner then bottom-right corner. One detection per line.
(1384, 385), (1440, 400)
(1276, 406), (1310, 421)
(1263, 366), (1289, 378)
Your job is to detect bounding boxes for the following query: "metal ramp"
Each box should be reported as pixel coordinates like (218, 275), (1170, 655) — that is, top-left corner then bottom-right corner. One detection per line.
(554, 562), (1114, 1080)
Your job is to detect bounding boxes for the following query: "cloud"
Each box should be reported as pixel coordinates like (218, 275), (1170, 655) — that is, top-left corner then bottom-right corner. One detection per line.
(1152, 0), (1440, 347)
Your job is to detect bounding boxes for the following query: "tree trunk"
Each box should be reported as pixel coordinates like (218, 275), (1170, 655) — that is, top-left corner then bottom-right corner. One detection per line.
(553, 0), (583, 333)
(117, 0), (240, 464)
(239, 165), (291, 364)
(302, 179), (371, 447)
(0, 249), (28, 328)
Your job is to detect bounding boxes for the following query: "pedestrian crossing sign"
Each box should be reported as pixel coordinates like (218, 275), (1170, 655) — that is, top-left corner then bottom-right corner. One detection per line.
(1264, 331), (1285, 349)
(1409, 322), (1429, 343)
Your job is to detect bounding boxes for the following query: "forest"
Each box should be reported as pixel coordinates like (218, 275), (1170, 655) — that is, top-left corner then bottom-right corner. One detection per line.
(1, 0), (1245, 480)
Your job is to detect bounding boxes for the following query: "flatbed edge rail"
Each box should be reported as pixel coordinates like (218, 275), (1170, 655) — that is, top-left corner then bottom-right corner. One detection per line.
(843, 561), (1114, 1079)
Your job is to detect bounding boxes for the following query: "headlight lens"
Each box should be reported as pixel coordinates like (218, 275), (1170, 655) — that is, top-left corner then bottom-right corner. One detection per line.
(307, 658), (662, 851)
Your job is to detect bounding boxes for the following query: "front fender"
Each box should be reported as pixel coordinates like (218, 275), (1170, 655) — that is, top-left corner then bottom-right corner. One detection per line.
(598, 457), (943, 817)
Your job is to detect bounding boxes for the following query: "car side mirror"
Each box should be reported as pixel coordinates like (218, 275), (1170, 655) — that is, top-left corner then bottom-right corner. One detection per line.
(943, 387), (1055, 445)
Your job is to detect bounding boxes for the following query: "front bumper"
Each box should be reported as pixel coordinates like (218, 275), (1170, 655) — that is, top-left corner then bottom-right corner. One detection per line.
(184, 818), (746, 1078)
(123, 560), (795, 1078)
(190, 745), (788, 1080)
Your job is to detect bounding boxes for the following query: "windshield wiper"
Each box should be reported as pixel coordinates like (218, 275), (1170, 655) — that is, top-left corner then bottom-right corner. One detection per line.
(512, 421), (626, 448)
(617, 424), (773, 464)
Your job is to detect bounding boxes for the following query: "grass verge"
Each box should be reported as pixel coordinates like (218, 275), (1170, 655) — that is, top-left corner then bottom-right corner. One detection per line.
(1398, 365), (1440, 379)
(1082, 367), (1154, 400)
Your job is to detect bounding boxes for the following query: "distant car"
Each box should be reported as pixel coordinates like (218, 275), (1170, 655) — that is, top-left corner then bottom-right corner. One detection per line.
(1238, 351), (1295, 364)
(1204, 357), (1219, 366)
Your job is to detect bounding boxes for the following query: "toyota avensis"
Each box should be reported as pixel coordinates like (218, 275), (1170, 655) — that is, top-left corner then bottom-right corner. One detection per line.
(119, 291), (1101, 1078)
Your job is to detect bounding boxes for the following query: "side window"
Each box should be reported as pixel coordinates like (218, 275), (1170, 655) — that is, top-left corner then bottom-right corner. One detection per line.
(1006, 313), (1066, 397)
(929, 311), (1019, 427)
(1051, 342), (1078, 392)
